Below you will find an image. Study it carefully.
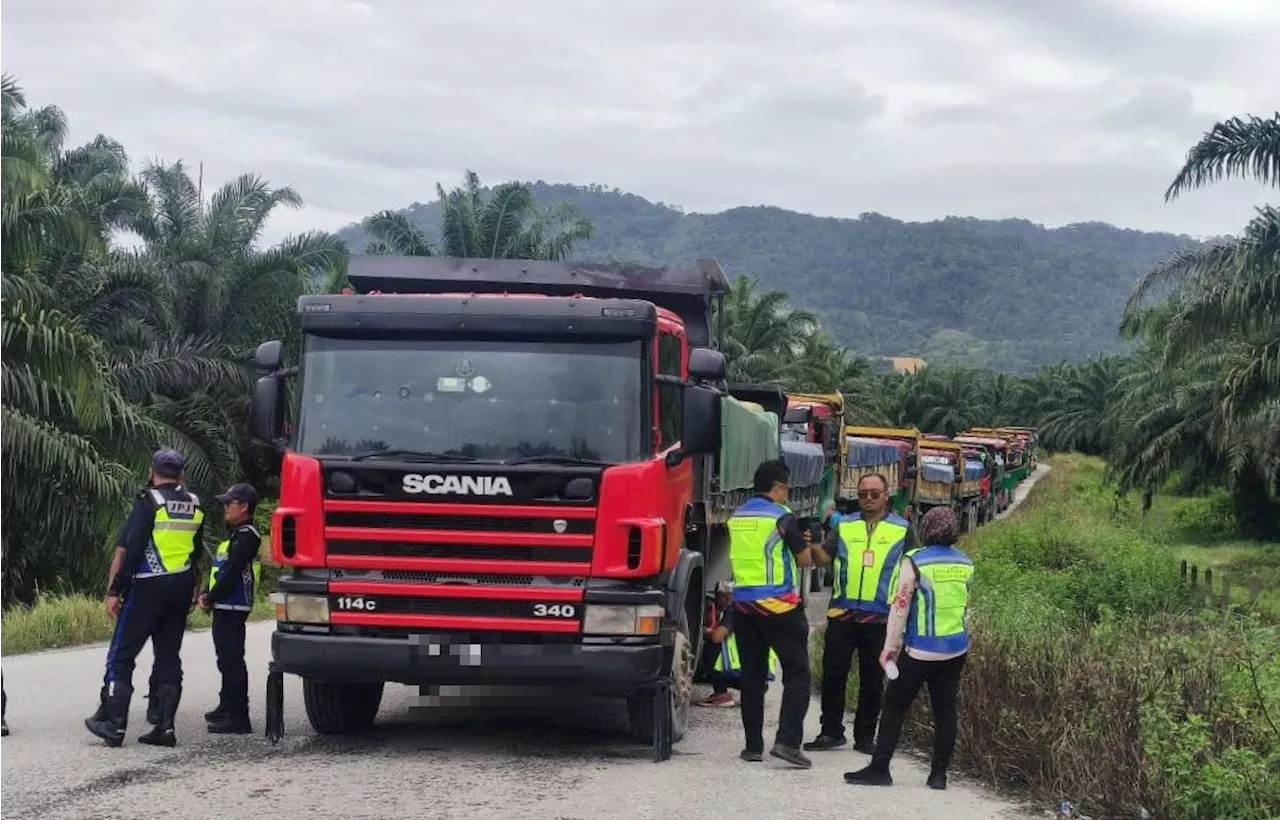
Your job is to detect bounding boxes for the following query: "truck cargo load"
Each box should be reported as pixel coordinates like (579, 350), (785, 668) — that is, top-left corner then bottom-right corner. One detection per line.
(963, 458), (985, 482)
(717, 395), (780, 492)
(920, 461), (956, 483)
(781, 438), (826, 490)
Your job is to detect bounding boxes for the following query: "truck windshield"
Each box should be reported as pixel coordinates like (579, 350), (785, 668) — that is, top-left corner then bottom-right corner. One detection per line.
(296, 336), (645, 463)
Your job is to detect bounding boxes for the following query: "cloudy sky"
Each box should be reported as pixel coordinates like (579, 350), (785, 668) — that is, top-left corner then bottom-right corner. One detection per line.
(4, 0), (1277, 244)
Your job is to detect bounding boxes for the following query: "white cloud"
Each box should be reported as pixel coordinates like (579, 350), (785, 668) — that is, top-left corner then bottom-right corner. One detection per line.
(3, 0), (1275, 244)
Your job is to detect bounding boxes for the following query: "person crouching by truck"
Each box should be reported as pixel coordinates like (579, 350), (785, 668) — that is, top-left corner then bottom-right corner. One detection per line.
(697, 582), (779, 708)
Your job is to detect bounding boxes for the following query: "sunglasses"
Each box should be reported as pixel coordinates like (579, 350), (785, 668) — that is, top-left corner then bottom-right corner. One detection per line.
(857, 490), (883, 499)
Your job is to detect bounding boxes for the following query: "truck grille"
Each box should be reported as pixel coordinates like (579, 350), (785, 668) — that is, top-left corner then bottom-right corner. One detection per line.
(322, 499), (593, 632)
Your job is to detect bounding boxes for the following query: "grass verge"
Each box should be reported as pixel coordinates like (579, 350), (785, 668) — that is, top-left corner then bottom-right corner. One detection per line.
(1, 594), (275, 656)
(811, 454), (1280, 820)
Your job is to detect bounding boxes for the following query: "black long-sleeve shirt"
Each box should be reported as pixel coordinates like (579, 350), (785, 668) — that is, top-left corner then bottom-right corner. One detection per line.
(109, 482), (204, 598)
(207, 523), (262, 604)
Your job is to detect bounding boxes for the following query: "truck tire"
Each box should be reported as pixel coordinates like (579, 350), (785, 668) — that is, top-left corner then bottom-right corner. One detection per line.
(303, 679), (384, 735)
(627, 605), (694, 745)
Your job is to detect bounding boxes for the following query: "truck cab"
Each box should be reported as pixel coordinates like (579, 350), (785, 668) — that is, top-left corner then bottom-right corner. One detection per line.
(249, 255), (741, 754)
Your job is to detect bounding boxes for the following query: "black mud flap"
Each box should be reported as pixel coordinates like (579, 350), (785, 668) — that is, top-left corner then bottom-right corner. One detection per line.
(265, 662), (284, 746)
(651, 676), (673, 762)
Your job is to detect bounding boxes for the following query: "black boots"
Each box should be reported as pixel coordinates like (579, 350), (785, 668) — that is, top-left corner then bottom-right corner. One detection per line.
(146, 691), (162, 726)
(85, 683), (132, 747)
(90, 685), (109, 723)
(927, 769), (947, 790)
(207, 699), (252, 734)
(138, 684), (181, 747)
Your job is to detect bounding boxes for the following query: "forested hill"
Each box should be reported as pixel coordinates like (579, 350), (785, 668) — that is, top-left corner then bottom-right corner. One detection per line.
(334, 182), (1197, 373)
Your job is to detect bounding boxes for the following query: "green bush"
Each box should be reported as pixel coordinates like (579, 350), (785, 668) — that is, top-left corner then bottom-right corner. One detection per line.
(1170, 491), (1236, 539)
(811, 455), (1280, 819)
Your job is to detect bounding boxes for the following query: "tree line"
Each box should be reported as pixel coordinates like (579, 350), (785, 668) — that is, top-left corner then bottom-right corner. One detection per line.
(2, 72), (1275, 605)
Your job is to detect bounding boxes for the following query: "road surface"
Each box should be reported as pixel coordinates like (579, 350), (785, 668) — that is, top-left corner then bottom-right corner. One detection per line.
(0, 467), (1049, 820)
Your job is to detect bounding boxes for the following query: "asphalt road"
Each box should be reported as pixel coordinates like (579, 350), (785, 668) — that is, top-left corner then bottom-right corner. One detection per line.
(0, 467), (1049, 820)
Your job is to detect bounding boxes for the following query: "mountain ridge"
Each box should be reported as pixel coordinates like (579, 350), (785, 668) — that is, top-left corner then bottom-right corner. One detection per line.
(334, 182), (1198, 373)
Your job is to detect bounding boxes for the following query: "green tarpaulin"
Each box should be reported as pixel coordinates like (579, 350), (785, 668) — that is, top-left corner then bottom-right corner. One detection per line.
(718, 396), (780, 491)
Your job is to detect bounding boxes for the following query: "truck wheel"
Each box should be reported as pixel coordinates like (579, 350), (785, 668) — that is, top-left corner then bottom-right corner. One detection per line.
(627, 605), (694, 745)
(303, 679), (384, 735)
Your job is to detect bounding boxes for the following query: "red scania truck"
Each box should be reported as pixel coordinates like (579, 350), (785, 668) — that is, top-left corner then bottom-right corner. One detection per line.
(249, 255), (792, 759)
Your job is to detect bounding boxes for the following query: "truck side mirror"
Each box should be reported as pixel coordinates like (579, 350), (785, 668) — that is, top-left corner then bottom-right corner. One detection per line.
(688, 347), (726, 382)
(249, 375), (285, 448)
(666, 384), (722, 466)
(253, 339), (284, 374)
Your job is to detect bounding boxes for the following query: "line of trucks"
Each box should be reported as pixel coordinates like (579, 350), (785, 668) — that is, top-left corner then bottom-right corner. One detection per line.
(246, 255), (1040, 759)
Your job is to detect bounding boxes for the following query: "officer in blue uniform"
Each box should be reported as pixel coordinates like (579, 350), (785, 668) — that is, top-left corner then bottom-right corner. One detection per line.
(199, 482), (262, 734)
(86, 448), (204, 748)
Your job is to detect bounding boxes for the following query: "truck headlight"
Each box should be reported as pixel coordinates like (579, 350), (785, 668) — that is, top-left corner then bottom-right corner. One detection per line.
(583, 604), (663, 636)
(275, 593), (329, 624)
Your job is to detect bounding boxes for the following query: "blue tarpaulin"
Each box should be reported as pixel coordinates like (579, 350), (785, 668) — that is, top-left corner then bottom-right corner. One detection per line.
(845, 437), (901, 468)
(781, 439), (826, 488)
(963, 458), (985, 482)
(921, 462), (955, 483)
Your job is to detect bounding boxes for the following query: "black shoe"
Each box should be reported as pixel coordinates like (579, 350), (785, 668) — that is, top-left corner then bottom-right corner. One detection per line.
(146, 693), (162, 726)
(740, 748), (764, 762)
(138, 684), (180, 747)
(85, 685), (132, 748)
(853, 738), (876, 754)
(204, 704), (229, 723)
(207, 711), (252, 735)
(844, 765), (893, 786)
(769, 744), (812, 768)
(803, 734), (847, 751)
(927, 770), (947, 790)
(2, 719), (8, 737)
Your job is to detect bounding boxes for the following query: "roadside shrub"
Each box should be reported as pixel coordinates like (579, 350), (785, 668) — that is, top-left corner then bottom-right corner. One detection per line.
(1170, 491), (1236, 539)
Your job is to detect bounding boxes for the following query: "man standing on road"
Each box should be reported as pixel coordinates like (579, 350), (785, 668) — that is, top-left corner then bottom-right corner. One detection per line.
(199, 482), (263, 734)
(85, 448), (204, 748)
(804, 473), (914, 754)
(727, 460), (814, 768)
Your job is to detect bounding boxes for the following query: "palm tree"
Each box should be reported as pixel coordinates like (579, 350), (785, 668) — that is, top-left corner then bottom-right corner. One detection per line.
(718, 274), (819, 384)
(361, 170), (595, 262)
(1117, 112), (1280, 536)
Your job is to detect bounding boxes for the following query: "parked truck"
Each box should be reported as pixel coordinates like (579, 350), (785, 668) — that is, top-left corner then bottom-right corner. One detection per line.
(918, 438), (985, 532)
(248, 254), (800, 760)
(782, 392), (846, 592)
(955, 434), (1014, 513)
(842, 426), (921, 522)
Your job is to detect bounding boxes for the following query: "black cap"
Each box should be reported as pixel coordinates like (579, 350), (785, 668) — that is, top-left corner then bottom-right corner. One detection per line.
(151, 448), (185, 475)
(215, 482), (259, 506)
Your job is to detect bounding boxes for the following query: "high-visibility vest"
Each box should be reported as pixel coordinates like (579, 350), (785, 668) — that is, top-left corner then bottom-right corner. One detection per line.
(728, 497), (796, 603)
(207, 525), (262, 611)
(829, 512), (910, 614)
(713, 632), (778, 681)
(894, 545), (974, 654)
(134, 488), (203, 578)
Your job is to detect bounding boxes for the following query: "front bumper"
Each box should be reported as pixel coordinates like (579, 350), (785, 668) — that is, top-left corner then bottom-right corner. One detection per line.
(272, 629), (666, 694)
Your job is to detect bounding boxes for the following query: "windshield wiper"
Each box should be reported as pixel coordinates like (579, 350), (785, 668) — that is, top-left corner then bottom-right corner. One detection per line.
(349, 448), (478, 463)
(504, 455), (612, 467)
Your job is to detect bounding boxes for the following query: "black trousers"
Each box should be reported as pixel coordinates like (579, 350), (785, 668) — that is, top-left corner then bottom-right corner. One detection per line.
(212, 608), (250, 710)
(103, 572), (193, 696)
(872, 652), (967, 773)
(732, 606), (810, 751)
(819, 618), (887, 743)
